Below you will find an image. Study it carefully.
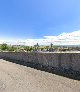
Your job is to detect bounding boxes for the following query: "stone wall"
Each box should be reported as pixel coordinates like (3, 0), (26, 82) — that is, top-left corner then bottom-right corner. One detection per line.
(0, 52), (80, 79)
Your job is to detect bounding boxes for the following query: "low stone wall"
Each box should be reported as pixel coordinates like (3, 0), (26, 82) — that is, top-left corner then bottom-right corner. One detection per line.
(0, 52), (80, 79)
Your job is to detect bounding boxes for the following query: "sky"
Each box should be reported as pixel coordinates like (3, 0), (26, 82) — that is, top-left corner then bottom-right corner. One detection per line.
(0, 0), (80, 45)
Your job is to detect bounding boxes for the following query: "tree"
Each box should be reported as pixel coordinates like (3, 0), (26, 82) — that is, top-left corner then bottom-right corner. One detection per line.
(8, 46), (17, 51)
(0, 43), (9, 51)
(24, 46), (30, 51)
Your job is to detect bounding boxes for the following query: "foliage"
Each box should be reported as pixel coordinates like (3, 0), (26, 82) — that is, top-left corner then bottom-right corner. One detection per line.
(8, 46), (17, 51)
(0, 43), (9, 51)
(0, 43), (79, 52)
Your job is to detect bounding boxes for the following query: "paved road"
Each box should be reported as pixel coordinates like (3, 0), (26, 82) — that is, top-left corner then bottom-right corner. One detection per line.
(0, 59), (80, 92)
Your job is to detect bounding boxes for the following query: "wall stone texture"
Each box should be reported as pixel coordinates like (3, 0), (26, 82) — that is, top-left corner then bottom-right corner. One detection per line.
(0, 52), (80, 78)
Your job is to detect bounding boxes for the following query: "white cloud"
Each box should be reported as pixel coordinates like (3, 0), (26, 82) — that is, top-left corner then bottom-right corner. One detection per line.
(44, 30), (80, 45)
(0, 31), (80, 46)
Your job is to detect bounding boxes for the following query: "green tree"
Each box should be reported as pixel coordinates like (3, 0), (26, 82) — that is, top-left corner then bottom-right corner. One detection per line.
(8, 46), (17, 51)
(0, 43), (9, 51)
(24, 46), (30, 51)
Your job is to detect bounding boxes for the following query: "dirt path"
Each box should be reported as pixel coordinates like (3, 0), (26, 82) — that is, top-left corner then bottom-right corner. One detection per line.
(0, 59), (80, 92)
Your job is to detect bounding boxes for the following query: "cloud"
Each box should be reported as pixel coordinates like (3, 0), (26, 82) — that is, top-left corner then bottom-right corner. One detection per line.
(44, 30), (80, 45)
(0, 31), (80, 46)
(24, 31), (80, 45)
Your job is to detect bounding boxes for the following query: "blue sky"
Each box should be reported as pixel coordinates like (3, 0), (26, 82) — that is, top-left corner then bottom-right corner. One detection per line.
(0, 0), (80, 41)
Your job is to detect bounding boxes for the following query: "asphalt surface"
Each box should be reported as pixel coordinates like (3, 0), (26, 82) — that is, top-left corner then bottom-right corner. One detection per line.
(0, 59), (80, 92)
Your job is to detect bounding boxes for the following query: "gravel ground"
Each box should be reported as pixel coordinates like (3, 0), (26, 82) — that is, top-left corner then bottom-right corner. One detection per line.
(0, 59), (80, 92)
